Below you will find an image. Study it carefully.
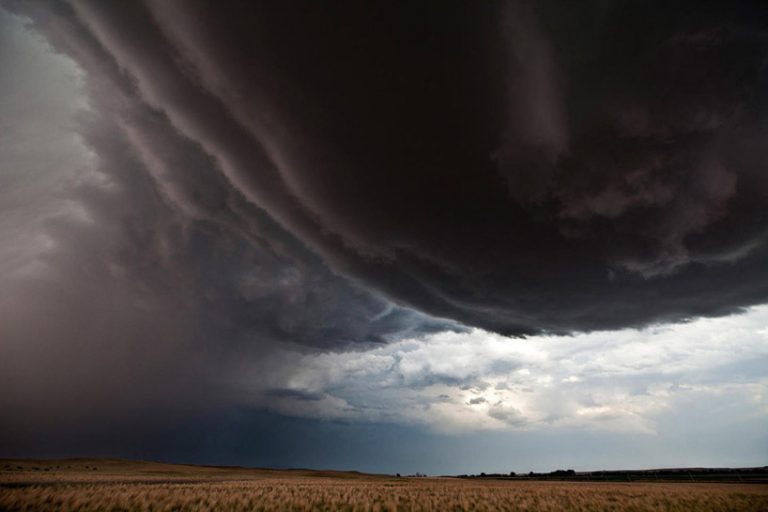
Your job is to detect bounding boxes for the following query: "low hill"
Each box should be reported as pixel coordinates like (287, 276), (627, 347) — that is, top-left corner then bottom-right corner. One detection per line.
(0, 457), (382, 483)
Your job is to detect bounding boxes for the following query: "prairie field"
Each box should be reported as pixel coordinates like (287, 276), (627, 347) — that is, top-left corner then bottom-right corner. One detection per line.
(2, 459), (767, 512)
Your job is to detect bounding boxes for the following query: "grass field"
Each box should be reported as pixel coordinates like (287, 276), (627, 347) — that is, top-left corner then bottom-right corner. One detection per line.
(2, 459), (767, 511)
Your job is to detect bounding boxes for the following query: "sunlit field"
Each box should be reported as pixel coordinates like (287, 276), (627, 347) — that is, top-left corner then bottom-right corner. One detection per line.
(2, 460), (767, 511)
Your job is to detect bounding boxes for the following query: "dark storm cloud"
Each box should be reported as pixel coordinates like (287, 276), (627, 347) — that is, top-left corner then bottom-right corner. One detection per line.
(0, 1), (458, 444)
(11, 0), (766, 336)
(3, 0), (457, 347)
(7, 0), (768, 337)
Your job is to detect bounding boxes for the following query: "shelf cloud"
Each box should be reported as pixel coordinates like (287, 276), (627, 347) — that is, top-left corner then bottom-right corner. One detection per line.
(7, 0), (768, 337)
(1, 0), (767, 468)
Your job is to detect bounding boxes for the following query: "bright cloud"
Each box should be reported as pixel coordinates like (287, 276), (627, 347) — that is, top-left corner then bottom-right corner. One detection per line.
(239, 306), (768, 434)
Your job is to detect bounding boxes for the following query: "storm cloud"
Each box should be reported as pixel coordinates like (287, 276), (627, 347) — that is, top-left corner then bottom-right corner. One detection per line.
(1, 0), (768, 468)
(0, 2), (457, 440)
(8, 0), (768, 337)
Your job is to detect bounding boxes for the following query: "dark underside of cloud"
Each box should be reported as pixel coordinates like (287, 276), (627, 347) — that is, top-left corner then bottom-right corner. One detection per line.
(2, 0), (768, 454)
(8, 0), (768, 337)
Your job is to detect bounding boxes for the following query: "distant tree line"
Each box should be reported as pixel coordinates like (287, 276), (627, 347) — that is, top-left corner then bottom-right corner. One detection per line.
(457, 469), (575, 479)
(454, 467), (768, 484)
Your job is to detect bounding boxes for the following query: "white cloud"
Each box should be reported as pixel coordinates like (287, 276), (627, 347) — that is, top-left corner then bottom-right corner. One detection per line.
(236, 306), (768, 434)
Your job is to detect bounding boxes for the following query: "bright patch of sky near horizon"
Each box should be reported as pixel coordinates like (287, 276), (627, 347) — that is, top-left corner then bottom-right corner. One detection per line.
(243, 307), (768, 435)
(1, 6), (767, 472)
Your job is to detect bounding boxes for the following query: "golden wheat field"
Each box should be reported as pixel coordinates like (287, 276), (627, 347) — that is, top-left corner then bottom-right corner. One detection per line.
(2, 459), (767, 512)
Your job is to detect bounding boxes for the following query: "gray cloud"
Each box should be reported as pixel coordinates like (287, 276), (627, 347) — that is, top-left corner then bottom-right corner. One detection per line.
(2, 0), (768, 466)
(0, 4), (459, 443)
(6, 0), (767, 337)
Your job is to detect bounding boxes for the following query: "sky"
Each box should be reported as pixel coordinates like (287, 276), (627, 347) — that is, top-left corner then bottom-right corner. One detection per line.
(0, 0), (767, 475)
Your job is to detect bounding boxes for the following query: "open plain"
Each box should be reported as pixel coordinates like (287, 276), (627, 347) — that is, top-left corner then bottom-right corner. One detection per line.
(2, 459), (767, 511)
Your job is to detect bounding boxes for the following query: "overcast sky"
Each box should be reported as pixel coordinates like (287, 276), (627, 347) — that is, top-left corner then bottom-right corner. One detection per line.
(1, 0), (767, 474)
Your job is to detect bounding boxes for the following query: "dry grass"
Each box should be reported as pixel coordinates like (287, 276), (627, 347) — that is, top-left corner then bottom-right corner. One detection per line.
(2, 459), (767, 511)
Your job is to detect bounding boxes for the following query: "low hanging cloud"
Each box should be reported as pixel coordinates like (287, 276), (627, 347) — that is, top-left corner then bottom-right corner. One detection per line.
(0, 4), (458, 440)
(2, 0), (768, 456)
(7, 0), (768, 336)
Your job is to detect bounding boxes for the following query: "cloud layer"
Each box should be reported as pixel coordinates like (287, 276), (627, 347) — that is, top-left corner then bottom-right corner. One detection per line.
(1, 0), (768, 467)
(243, 306), (768, 435)
(0, 4), (457, 440)
(6, 0), (768, 337)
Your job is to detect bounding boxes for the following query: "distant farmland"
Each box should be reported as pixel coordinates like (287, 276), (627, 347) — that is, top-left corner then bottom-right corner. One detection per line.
(2, 459), (768, 511)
